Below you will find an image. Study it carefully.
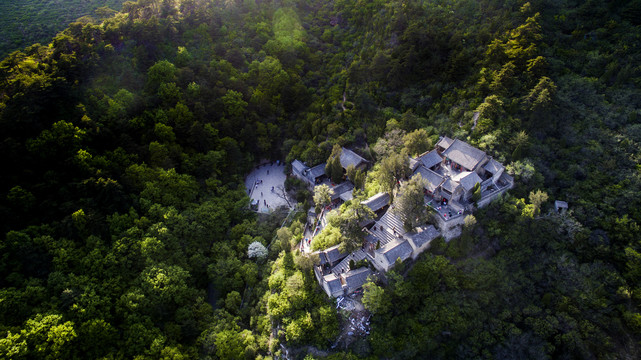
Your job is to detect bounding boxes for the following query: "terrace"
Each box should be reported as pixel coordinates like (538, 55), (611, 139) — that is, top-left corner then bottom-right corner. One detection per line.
(425, 196), (465, 222)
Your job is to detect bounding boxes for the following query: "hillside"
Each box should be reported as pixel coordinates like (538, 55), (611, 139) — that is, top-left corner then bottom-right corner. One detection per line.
(0, 0), (125, 59)
(1, 0), (641, 358)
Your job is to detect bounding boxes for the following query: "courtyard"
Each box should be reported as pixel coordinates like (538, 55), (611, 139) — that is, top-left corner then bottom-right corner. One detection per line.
(245, 162), (293, 213)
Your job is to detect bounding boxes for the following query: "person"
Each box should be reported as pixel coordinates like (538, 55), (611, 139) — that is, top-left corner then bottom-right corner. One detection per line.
(261, 192), (263, 197)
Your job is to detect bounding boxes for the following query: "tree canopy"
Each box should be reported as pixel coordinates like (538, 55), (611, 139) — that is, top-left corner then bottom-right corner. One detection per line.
(0, 0), (640, 358)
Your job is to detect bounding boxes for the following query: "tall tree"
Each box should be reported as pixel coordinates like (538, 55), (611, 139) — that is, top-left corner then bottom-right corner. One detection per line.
(336, 201), (374, 253)
(378, 151), (411, 196)
(325, 144), (343, 183)
(313, 184), (333, 213)
(394, 173), (428, 231)
(403, 128), (432, 157)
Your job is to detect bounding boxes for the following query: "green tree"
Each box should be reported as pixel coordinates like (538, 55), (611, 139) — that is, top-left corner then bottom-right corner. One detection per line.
(403, 128), (432, 157)
(471, 182), (482, 204)
(27, 120), (86, 159)
(373, 129), (406, 159)
(311, 223), (342, 251)
(511, 130), (529, 160)
(147, 60), (177, 92)
(362, 280), (388, 314)
(221, 90), (248, 118)
(7, 186), (35, 211)
(336, 201), (374, 253)
(528, 189), (548, 216)
(313, 184), (334, 214)
(524, 76), (556, 112)
(378, 152), (410, 196)
(325, 145), (343, 183)
(394, 173), (428, 231)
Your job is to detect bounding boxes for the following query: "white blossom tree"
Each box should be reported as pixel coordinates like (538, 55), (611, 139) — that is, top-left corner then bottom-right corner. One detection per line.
(248, 241), (268, 260)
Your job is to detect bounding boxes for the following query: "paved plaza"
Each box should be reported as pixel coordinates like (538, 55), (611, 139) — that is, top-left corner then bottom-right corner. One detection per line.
(245, 162), (293, 213)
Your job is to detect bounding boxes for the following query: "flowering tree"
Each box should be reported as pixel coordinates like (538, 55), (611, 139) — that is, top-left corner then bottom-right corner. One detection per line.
(248, 241), (268, 260)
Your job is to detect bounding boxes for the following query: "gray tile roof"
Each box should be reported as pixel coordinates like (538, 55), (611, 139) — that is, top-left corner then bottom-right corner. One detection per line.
(340, 189), (354, 202)
(323, 245), (349, 265)
(332, 249), (368, 276)
(442, 139), (487, 170)
(380, 239), (413, 265)
(419, 150), (443, 169)
(441, 177), (461, 193)
(361, 192), (390, 213)
(365, 208), (406, 248)
(343, 267), (372, 291)
(330, 182), (355, 201)
(340, 147), (368, 169)
(413, 166), (444, 192)
(324, 273), (343, 295)
(454, 171), (482, 192)
(436, 136), (454, 150)
(483, 158), (504, 175)
(292, 159), (307, 174)
(408, 225), (440, 249)
(308, 163), (327, 179)
(319, 252), (329, 266)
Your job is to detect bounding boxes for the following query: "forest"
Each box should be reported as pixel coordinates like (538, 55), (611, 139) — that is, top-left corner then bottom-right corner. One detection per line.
(0, 0), (126, 60)
(1, 0), (641, 358)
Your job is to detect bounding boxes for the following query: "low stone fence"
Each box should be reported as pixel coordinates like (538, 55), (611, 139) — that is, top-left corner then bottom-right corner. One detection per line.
(476, 183), (512, 208)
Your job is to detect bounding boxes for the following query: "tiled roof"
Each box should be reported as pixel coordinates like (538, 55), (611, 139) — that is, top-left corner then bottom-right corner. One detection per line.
(442, 139), (487, 170)
(413, 166), (444, 192)
(436, 136), (454, 150)
(408, 225), (440, 249)
(324, 273), (343, 294)
(340, 148), (368, 169)
(361, 192), (390, 213)
(483, 158), (504, 175)
(332, 249), (368, 276)
(343, 267), (372, 291)
(330, 182), (354, 201)
(365, 208), (406, 247)
(453, 171), (482, 192)
(323, 245), (348, 264)
(319, 252), (329, 266)
(418, 150), (443, 169)
(441, 177), (461, 193)
(308, 163), (327, 179)
(379, 238), (413, 265)
(339, 190), (354, 202)
(292, 159), (307, 174)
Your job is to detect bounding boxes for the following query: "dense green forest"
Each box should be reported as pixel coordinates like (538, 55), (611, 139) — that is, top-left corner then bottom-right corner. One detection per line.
(0, 0), (126, 59)
(1, 0), (641, 358)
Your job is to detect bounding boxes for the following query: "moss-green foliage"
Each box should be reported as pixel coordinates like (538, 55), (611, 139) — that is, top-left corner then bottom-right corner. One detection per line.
(0, 0), (640, 358)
